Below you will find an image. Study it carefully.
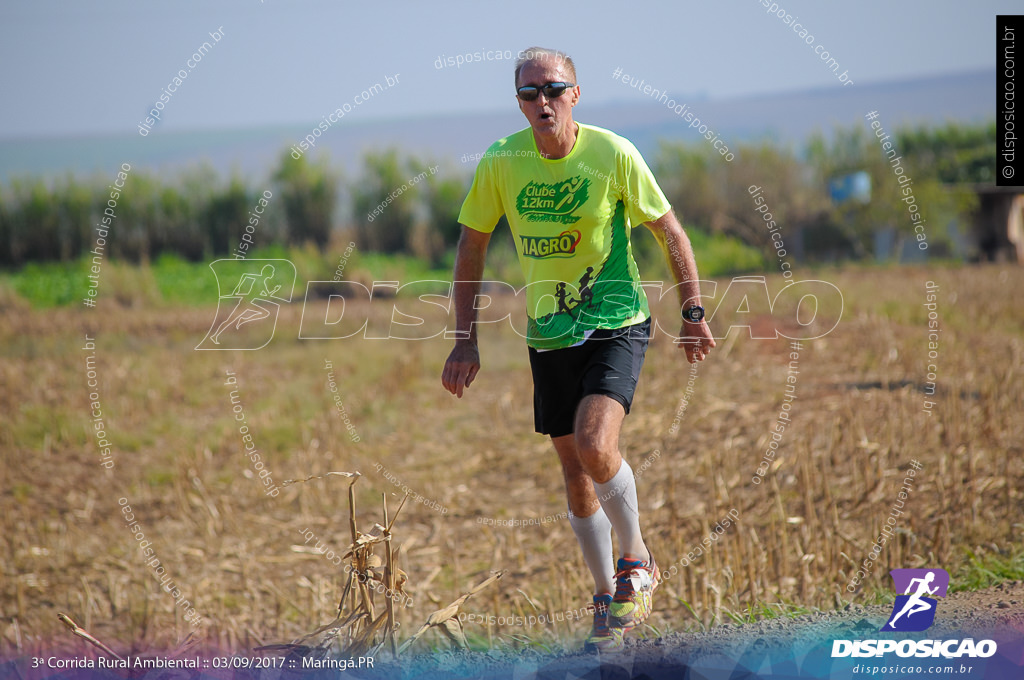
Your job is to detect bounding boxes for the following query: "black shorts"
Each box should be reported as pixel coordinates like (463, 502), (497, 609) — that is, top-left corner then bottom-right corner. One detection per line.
(527, 318), (651, 437)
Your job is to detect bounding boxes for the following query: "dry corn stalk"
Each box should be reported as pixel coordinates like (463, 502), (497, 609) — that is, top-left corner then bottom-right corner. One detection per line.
(58, 613), (199, 662)
(260, 473), (411, 660)
(398, 570), (506, 654)
(57, 613), (123, 661)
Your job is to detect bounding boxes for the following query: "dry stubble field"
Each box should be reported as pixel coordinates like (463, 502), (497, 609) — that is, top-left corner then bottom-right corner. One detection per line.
(0, 264), (1021, 656)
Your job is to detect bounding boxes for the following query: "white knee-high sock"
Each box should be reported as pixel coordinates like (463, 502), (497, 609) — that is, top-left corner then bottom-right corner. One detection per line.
(593, 460), (648, 561)
(568, 506), (616, 595)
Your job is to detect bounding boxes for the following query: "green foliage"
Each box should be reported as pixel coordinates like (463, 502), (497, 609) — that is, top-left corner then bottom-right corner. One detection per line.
(951, 545), (1024, 592)
(0, 247), (452, 309)
(0, 164), (294, 267)
(54, 174), (95, 262)
(722, 600), (814, 625)
(6, 260), (84, 307)
(690, 228), (769, 277)
(348, 251), (451, 283)
(349, 151), (469, 265)
(635, 225), (767, 279)
(5, 177), (62, 265)
(655, 140), (824, 253)
(273, 151), (340, 250)
(0, 119), (995, 272)
(351, 149), (418, 254)
(150, 252), (221, 305)
(202, 174), (255, 258)
(897, 121), (996, 184)
(806, 124), (978, 260)
(417, 162), (469, 265)
(655, 144), (722, 232)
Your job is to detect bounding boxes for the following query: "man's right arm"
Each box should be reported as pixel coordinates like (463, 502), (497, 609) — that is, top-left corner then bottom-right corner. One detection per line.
(441, 225), (492, 398)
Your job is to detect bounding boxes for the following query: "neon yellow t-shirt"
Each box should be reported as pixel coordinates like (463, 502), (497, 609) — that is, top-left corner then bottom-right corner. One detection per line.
(458, 123), (672, 349)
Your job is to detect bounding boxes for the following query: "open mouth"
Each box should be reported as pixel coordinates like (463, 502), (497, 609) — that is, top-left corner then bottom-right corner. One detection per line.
(539, 112), (553, 121)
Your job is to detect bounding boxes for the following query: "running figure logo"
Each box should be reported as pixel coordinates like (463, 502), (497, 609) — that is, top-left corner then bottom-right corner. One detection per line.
(196, 259), (296, 350)
(880, 568), (950, 632)
(515, 177), (590, 224)
(552, 267), (597, 317)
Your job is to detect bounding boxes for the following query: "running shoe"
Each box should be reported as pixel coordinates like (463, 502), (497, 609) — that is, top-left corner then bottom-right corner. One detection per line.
(583, 592), (623, 652)
(608, 554), (659, 631)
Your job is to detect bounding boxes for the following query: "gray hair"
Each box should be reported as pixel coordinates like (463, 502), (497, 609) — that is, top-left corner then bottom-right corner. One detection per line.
(514, 47), (577, 87)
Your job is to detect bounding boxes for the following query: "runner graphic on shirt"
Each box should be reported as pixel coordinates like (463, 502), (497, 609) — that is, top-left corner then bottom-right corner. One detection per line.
(577, 267), (595, 308)
(555, 282), (579, 315)
(530, 200), (642, 344)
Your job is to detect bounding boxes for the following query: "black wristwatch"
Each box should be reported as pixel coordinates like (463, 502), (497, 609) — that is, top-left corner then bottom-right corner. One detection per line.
(682, 305), (705, 323)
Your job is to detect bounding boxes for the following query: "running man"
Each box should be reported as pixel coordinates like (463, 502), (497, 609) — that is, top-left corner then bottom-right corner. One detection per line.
(441, 47), (715, 651)
(885, 571), (939, 629)
(210, 264), (281, 345)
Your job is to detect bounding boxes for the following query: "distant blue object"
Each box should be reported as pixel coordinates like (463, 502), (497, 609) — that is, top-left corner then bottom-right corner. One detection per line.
(829, 171), (871, 204)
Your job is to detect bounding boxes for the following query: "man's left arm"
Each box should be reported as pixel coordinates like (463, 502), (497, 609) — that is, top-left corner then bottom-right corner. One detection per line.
(644, 210), (716, 363)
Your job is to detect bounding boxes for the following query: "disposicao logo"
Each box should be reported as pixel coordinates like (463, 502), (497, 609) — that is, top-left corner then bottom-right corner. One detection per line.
(881, 568), (949, 632)
(832, 568), (997, 659)
(196, 260), (296, 350)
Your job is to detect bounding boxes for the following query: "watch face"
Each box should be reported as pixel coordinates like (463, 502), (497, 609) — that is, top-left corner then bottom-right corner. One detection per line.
(685, 306), (704, 322)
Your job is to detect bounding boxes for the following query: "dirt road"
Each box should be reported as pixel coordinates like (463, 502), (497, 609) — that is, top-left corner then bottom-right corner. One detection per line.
(366, 581), (1024, 679)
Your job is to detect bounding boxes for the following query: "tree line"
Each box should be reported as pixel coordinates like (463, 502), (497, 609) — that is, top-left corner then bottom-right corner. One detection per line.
(0, 121), (994, 269)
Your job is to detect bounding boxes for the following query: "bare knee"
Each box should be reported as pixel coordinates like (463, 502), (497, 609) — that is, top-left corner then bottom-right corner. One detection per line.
(574, 434), (620, 483)
(574, 432), (607, 465)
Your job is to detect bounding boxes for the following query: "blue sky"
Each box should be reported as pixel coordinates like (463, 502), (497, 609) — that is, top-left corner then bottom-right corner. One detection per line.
(0, 0), (1011, 138)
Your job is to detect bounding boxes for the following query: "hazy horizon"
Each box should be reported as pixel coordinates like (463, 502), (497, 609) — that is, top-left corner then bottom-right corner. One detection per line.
(0, 0), (1010, 140)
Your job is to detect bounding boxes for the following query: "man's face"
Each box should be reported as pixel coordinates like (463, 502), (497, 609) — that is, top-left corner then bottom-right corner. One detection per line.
(516, 58), (579, 139)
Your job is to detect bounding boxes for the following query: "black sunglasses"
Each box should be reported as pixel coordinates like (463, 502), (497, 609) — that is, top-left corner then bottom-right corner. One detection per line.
(517, 82), (574, 101)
